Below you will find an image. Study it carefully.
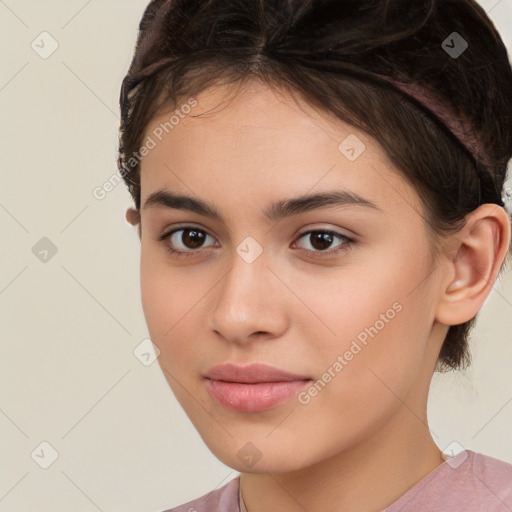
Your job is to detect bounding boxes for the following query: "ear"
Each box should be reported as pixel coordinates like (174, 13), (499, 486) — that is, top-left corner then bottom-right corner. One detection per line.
(125, 207), (140, 226)
(435, 204), (511, 326)
(125, 207), (141, 239)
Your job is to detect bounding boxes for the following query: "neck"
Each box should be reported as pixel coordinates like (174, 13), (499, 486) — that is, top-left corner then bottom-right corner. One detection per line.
(239, 403), (444, 512)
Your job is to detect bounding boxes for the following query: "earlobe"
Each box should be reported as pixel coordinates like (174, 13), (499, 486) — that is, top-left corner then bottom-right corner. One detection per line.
(125, 207), (140, 226)
(435, 204), (510, 326)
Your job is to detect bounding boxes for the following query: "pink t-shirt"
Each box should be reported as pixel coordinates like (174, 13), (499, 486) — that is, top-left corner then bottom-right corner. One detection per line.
(161, 450), (512, 512)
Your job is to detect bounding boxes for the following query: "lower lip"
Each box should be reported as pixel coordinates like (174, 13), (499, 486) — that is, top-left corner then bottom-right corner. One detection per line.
(206, 378), (312, 413)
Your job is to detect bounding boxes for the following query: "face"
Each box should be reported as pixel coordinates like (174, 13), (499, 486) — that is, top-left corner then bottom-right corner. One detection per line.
(137, 79), (446, 473)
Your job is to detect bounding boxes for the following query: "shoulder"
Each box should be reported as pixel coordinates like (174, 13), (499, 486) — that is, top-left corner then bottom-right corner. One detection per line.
(469, 450), (512, 482)
(158, 476), (240, 512)
(466, 450), (512, 509)
(384, 450), (512, 512)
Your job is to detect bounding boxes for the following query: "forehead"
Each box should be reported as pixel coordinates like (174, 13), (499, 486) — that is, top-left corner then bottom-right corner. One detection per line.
(139, 80), (420, 220)
(144, 79), (388, 154)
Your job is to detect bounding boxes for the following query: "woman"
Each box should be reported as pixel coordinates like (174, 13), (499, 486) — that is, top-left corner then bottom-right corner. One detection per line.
(119, 0), (512, 510)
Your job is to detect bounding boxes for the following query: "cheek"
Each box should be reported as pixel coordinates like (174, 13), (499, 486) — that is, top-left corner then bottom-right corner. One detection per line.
(140, 244), (196, 331)
(293, 296), (430, 459)
(292, 244), (434, 396)
(139, 252), (211, 374)
(285, 249), (424, 346)
(140, 256), (180, 356)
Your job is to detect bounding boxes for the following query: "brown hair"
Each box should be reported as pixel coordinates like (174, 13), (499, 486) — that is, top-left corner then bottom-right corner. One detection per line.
(118, 0), (512, 372)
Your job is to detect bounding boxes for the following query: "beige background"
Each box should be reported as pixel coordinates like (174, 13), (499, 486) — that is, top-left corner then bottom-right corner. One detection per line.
(1, 1), (511, 511)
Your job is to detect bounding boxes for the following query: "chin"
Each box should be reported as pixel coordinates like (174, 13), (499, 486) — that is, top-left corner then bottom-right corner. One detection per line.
(197, 433), (317, 474)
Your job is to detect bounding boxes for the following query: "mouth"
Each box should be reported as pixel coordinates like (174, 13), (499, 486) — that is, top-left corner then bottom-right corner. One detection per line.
(204, 363), (313, 413)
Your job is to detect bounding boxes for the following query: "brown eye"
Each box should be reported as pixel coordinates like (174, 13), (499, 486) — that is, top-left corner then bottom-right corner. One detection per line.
(159, 227), (216, 256)
(293, 229), (354, 258)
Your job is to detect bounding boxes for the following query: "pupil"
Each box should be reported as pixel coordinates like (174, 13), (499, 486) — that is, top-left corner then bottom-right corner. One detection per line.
(183, 229), (205, 248)
(311, 232), (332, 250)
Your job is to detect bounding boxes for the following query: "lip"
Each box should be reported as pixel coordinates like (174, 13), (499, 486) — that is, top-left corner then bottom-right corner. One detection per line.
(204, 363), (313, 413)
(204, 363), (311, 383)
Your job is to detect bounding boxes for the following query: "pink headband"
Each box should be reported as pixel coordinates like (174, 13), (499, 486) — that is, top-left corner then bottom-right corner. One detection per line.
(375, 74), (504, 207)
(383, 78), (484, 162)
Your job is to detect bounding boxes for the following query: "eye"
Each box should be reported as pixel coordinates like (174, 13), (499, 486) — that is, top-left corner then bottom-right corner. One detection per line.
(158, 226), (217, 257)
(292, 229), (354, 259)
(158, 226), (354, 259)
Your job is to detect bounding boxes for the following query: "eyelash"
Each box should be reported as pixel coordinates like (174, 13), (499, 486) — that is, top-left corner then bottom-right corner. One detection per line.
(157, 226), (355, 260)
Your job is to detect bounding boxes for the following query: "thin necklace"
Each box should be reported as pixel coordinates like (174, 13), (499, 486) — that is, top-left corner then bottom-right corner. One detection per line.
(239, 478), (248, 512)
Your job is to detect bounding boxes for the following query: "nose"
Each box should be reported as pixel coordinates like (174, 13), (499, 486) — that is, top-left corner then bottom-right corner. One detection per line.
(205, 246), (289, 345)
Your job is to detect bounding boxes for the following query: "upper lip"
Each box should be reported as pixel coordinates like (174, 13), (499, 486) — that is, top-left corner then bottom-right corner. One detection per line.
(204, 363), (312, 383)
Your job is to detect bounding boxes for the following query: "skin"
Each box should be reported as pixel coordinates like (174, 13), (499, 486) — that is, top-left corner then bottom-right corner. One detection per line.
(125, 79), (510, 511)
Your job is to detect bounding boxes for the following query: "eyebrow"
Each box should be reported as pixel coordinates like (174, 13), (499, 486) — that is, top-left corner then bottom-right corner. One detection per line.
(142, 188), (381, 222)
